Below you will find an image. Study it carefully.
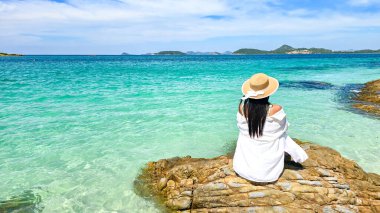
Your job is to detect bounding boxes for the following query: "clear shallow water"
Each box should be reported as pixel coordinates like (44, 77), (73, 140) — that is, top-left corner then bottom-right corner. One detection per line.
(1, 55), (379, 212)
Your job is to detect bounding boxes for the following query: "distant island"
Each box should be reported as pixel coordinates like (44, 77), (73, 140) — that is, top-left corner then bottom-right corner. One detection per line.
(0, 52), (22, 56)
(122, 44), (380, 55)
(233, 45), (380, 55)
(150, 51), (232, 55)
(155, 51), (186, 55)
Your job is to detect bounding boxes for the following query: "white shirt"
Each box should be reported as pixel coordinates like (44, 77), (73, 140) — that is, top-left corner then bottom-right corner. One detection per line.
(233, 108), (308, 182)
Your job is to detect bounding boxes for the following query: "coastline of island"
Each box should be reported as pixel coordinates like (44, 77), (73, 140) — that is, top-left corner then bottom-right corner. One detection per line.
(0, 52), (23, 57)
(122, 44), (380, 55)
(233, 44), (380, 55)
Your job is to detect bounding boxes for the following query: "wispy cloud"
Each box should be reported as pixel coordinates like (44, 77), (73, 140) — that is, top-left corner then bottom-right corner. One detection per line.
(202, 15), (232, 20)
(1, 0), (380, 54)
(348, 0), (380, 6)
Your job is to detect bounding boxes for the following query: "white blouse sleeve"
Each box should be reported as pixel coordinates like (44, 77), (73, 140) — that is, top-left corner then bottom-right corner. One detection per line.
(272, 108), (308, 163)
(284, 135), (309, 163)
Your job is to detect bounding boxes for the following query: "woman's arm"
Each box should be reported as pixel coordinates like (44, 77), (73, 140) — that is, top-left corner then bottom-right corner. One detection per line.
(269, 104), (282, 116)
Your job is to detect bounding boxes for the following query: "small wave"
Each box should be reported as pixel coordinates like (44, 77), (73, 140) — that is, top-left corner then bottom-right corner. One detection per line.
(0, 78), (17, 83)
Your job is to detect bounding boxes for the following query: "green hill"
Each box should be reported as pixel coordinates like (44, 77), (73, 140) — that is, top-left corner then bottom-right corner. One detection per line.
(155, 51), (186, 55)
(233, 48), (269, 54)
(308, 48), (333, 53)
(272, 44), (295, 53)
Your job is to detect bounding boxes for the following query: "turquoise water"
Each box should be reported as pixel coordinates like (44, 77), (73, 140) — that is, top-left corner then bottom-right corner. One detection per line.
(1, 55), (379, 212)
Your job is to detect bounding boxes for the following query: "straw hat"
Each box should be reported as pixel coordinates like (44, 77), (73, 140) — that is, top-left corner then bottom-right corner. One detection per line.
(241, 73), (279, 100)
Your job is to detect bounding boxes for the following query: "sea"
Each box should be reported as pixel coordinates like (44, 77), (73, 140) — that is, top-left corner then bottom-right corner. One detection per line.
(1, 54), (379, 212)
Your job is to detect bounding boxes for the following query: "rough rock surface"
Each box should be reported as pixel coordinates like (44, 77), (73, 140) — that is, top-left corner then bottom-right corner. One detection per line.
(134, 140), (380, 212)
(353, 79), (380, 116)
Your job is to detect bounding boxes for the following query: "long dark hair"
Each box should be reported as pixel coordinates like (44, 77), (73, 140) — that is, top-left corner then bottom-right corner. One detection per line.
(240, 97), (270, 138)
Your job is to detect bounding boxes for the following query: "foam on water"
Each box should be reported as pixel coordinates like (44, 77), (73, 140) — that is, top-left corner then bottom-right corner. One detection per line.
(0, 55), (379, 212)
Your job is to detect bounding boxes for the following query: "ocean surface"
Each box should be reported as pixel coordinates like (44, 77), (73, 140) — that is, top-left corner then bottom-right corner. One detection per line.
(1, 54), (379, 212)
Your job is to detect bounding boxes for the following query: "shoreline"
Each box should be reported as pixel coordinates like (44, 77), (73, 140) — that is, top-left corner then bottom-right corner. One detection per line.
(352, 79), (380, 117)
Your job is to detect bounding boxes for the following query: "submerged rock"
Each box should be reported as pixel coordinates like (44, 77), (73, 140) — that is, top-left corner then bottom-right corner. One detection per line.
(280, 81), (336, 90)
(134, 140), (380, 212)
(0, 190), (43, 212)
(352, 79), (380, 116)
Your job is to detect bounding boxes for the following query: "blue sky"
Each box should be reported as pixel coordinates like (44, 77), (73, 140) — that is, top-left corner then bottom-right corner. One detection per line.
(1, 0), (380, 54)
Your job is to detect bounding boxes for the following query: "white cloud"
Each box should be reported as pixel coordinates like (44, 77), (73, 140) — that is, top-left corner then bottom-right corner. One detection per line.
(1, 0), (380, 53)
(348, 0), (380, 6)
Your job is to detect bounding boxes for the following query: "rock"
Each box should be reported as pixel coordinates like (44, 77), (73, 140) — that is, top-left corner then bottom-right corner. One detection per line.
(166, 196), (191, 210)
(0, 190), (43, 212)
(158, 178), (168, 190)
(134, 140), (380, 212)
(353, 79), (380, 116)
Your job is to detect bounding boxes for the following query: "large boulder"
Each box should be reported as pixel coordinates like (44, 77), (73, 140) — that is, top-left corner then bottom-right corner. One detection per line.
(353, 79), (380, 117)
(134, 140), (380, 212)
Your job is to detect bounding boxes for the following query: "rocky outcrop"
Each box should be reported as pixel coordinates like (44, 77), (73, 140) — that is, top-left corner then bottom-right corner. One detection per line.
(134, 140), (380, 212)
(353, 79), (380, 116)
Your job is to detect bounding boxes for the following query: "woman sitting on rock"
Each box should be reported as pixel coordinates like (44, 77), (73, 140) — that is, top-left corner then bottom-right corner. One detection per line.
(233, 73), (308, 183)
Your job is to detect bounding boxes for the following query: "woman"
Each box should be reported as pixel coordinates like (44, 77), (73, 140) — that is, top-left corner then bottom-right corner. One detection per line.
(233, 73), (308, 183)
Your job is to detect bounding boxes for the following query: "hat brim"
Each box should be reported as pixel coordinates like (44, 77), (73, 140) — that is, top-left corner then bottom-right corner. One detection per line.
(241, 77), (279, 99)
